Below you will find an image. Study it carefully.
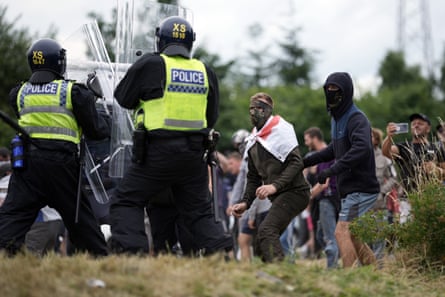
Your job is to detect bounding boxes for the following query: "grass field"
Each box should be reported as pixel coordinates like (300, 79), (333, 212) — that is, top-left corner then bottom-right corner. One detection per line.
(0, 252), (444, 297)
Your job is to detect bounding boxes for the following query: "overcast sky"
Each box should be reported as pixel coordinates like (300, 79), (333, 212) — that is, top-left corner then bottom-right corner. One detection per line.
(5, 0), (445, 93)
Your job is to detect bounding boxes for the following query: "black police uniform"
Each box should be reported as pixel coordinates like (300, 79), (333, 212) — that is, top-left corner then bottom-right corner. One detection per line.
(0, 72), (110, 256)
(146, 188), (195, 256)
(110, 52), (233, 255)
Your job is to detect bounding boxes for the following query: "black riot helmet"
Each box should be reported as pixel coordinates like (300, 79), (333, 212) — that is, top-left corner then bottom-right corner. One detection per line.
(155, 16), (195, 58)
(27, 38), (66, 83)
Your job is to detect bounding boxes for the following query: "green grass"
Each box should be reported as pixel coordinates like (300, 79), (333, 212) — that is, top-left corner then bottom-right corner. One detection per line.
(0, 252), (444, 297)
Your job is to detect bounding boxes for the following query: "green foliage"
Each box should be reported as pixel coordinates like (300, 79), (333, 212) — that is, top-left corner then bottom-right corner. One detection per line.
(398, 182), (445, 265)
(193, 47), (236, 82)
(87, 10), (117, 62)
(361, 49), (442, 134)
(0, 6), (33, 146)
(439, 48), (445, 99)
(378, 51), (422, 90)
(351, 181), (445, 270)
(275, 26), (316, 86)
(349, 210), (394, 245)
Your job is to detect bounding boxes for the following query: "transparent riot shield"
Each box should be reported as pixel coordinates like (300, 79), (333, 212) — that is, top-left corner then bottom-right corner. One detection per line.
(115, 0), (193, 64)
(64, 21), (115, 108)
(109, 0), (193, 178)
(64, 21), (115, 205)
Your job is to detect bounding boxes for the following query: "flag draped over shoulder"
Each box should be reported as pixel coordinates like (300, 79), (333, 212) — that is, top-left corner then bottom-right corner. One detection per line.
(245, 115), (298, 163)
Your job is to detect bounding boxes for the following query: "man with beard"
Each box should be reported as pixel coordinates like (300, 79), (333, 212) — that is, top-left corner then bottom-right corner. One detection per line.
(382, 113), (445, 193)
(303, 72), (379, 268)
(231, 92), (310, 262)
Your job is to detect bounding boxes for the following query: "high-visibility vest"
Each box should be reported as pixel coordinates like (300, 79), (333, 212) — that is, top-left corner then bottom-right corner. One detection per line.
(137, 54), (209, 131)
(17, 80), (81, 144)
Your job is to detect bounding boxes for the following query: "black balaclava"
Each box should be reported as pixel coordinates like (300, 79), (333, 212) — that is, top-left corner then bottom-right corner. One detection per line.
(323, 72), (354, 120)
(249, 99), (273, 130)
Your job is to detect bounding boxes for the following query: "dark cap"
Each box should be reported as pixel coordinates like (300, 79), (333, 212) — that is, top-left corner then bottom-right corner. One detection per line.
(409, 113), (431, 125)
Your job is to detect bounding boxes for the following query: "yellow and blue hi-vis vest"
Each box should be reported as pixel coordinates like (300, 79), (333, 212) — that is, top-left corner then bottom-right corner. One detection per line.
(17, 80), (81, 144)
(137, 54), (209, 131)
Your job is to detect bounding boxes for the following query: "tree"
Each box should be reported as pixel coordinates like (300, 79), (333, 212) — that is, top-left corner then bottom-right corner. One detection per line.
(438, 46), (445, 100)
(87, 10), (117, 62)
(364, 49), (442, 131)
(378, 51), (426, 90)
(193, 47), (235, 83)
(275, 26), (315, 86)
(235, 23), (276, 88)
(0, 6), (34, 146)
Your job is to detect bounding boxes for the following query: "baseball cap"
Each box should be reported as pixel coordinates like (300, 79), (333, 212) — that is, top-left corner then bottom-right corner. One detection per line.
(409, 113), (431, 125)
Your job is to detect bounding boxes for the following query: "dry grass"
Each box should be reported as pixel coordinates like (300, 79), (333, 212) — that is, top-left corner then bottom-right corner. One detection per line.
(0, 252), (444, 297)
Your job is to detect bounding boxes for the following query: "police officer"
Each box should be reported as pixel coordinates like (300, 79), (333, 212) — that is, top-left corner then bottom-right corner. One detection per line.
(110, 16), (233, 255)
(0, 38), (110, 256)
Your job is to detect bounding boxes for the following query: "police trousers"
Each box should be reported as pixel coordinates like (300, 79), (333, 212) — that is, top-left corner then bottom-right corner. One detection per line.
(109, 135), (233, 255)
(0, 149), (108, 256)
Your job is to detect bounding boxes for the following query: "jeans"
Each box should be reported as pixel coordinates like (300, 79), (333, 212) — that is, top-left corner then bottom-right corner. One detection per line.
(339, 192), (378, 222)
(369, 210), (389, 266)
(318, 199), (339, 268)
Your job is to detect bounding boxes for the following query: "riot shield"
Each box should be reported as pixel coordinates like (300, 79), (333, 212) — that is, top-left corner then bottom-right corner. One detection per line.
(109, 0), (193, 178)
(64, 21), (115, 108)
(64, 21), (115, 205)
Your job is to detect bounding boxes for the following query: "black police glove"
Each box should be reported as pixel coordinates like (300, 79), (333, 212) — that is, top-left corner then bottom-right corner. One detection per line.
(317, 168), (333, 184)
(207, 151), (218, 166)
(86, 71), (104, 98)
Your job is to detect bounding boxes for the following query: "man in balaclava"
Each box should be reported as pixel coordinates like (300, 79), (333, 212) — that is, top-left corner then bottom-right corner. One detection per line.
(303, 72), (379, 268)
(231, 92), (310, 262)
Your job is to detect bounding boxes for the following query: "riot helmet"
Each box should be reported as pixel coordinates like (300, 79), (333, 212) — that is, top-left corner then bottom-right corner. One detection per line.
(27, 38), (66, 83)
(155, 16), (195, 58)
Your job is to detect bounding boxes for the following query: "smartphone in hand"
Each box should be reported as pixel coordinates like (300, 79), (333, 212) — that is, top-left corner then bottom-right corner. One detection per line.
(394, 123), (409, 134)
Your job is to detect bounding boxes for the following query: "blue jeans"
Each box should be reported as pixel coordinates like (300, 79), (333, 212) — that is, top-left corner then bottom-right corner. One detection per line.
(280, 216), (298, 256)
(369, 210), (389, 265)
(318, 199), (339, 268)
(339, 192), (377, 222)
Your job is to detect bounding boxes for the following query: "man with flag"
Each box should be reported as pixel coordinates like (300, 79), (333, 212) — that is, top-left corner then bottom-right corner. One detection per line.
(231, 92), (310, 262)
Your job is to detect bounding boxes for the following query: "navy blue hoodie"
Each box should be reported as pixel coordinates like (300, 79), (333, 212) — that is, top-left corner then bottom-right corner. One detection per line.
(304, 72), (379, 198)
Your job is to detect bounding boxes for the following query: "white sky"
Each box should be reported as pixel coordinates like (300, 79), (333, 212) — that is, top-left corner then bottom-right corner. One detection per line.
(5, 0), (445, 92)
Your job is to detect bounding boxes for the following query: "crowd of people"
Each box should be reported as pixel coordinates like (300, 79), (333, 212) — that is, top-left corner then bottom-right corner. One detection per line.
(0, 15), (444, 270)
